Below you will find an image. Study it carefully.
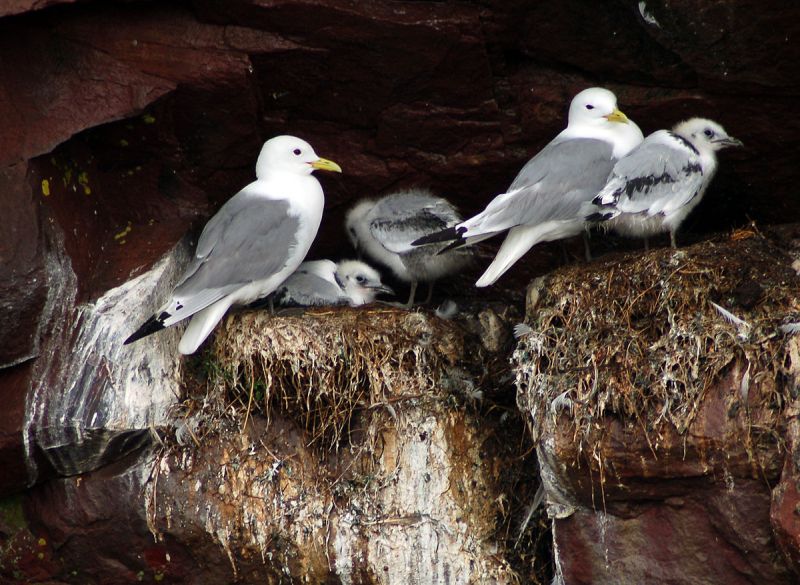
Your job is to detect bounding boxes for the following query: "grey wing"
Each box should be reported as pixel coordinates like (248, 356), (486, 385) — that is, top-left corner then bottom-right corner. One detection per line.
(594, 139), (704, 215)
(276, 272), (346, 306)
(370, 194), (460, 254)
(464, 138), (615, 234)
(172, 192), (299, 312)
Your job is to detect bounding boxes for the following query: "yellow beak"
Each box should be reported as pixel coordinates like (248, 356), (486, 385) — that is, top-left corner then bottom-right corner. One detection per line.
(604, 108), (630, 124)
(310, 157), (342, 173)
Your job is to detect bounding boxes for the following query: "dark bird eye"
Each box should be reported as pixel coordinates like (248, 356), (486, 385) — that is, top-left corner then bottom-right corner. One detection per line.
(356, 275), (366, 283)
(703, 129), (714, 138)
(293, 148), (302, 156)
(585, 104), (595, 110)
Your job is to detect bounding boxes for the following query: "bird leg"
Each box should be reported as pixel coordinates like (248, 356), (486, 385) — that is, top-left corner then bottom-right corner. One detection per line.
(558, 242), (570, 265)
(422, 282), (435, 305)
(670, 231), (678, 249)
(582, 232), (592, 262)
(405, 281), (418, 308)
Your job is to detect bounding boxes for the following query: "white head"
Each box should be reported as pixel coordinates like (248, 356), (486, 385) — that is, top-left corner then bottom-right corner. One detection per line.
(336, 260), (393, 306)
(672, 118), (742, 154)
(255, 135), (342, 180)
(568, 88), (626, 127)
(344, 199), (376, 250)
(564, 88), (643, 157)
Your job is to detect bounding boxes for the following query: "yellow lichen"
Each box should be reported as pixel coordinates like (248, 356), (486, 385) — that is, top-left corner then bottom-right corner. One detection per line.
(78, 171), (91, 195)
(41, 179), (50, 196)
(114, 222), (133, 244)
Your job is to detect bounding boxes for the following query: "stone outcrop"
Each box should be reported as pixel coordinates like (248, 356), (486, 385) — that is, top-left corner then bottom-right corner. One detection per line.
(1, 0), (799, 583)
(7, 307), (535, 583)
(516, 227), (800, 584)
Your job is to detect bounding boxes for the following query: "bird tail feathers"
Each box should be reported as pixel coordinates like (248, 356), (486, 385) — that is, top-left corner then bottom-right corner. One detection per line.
(436, 231), (498, 255)
(177, 299), (233, 355)
(475, 224), (546, 287)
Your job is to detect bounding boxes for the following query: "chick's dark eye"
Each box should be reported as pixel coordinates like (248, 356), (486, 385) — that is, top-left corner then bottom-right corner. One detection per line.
(356, 275), (366, 283)
(703, 129), (714, 138)
(293, 148), (302, 156)
(585, 104), (594, 110)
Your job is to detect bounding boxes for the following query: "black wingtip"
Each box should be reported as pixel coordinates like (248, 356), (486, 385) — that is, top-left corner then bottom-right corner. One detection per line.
(411, 226), (465, 247)
(123, 313), (169, 345)
(436, 238), (468, 255)
(585, 212), (614, 223)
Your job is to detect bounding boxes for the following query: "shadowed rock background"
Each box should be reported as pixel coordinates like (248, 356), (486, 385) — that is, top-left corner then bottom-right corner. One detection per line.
(1, 0), (799, 583)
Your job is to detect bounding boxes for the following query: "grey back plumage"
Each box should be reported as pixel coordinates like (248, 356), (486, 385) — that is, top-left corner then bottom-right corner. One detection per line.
(347, 189), (471, 283)
(274, 260), (346, 307)
(367, 191), (463, 254)
(172, 190), (299, 315)
(509, 136), (612, 191)
(473, 138), (616, 235)
(587, 118), (741, 245)
(592, 131), (705, 215)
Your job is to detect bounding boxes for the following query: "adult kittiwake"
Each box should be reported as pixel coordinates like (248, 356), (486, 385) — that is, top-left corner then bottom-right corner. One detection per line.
(345, 188), (471, 307)
(586, 117), (742, 248)
(274, 259), (393, 307)
(124, 135), (341, 354)
(412, 87), (643, 287)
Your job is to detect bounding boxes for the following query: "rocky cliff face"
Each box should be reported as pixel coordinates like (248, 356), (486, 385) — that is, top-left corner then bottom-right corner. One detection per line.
(1, 1), (799, 583)
(516, 228), (800, 584)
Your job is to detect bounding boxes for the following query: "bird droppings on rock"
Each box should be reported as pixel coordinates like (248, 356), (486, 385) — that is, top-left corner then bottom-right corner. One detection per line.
(3, 1), (799, 582)
(143, 305), (549, 583)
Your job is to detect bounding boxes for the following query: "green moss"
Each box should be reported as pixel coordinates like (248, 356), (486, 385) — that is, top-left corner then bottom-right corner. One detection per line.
(0, 495), (27, 533)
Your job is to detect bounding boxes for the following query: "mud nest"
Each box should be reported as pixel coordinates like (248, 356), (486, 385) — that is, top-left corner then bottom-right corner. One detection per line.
(515, 228), (800, 458)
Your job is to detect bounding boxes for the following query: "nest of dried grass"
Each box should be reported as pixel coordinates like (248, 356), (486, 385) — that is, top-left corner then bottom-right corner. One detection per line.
(515, 230), (800, 460)
(202, 306), (467, 451)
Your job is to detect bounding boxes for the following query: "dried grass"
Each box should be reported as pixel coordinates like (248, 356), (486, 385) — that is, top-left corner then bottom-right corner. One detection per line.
(515, 231), (800, 464)
(207, 306), (466, 451)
